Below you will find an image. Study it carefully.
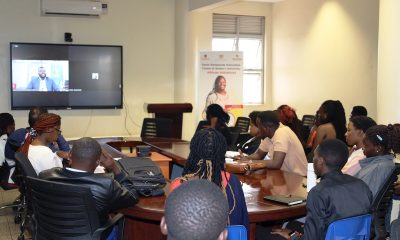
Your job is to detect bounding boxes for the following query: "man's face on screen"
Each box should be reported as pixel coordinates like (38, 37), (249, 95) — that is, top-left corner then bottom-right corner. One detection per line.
(38, 67), (46, 78)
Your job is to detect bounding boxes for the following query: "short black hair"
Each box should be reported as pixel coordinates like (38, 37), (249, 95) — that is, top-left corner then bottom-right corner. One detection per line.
(257, 111), (279, 128)
(350, 116), (376, 133)
(248, 111), (261, 125)
(71, 137), (102, 164)
(351, 106), (368, 117)
(206, 104), (229, 124)
(316, 139), (349, 170)
(0, 113), (14, 135)
(28, 107), (48, 127)
(165, 179), (229, 240)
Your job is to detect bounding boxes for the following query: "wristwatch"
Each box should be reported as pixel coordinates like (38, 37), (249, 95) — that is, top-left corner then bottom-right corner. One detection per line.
(288, 230), (300, 240)
(244, 163), (251, 171)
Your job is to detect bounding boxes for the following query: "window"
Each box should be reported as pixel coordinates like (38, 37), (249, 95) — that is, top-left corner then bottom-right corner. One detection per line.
(212, 14), (265, 104)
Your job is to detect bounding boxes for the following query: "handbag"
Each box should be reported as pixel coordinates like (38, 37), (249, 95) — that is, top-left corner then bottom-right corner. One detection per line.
(118, 157), (166, 197)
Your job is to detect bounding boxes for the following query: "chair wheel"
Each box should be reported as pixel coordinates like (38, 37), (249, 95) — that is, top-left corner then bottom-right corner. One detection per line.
(14, 214), (22, 224)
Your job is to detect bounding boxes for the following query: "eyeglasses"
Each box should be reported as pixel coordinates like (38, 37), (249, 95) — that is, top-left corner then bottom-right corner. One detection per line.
(54, 128), (62, 134)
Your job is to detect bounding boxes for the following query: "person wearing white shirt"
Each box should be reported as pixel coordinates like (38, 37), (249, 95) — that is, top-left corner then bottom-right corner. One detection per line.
(342, 116), (376, 176)
(18, 113), (68, 175)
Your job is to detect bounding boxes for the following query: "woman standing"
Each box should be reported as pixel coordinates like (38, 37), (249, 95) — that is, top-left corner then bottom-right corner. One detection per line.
(205, 75), (229, 110)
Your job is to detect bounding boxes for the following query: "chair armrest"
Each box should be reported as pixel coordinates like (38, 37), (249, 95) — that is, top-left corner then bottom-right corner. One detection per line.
(93, 213), (125, 240)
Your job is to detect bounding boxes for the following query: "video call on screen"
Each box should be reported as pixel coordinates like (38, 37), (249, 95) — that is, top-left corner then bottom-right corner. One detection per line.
(10, 43), (122, 109)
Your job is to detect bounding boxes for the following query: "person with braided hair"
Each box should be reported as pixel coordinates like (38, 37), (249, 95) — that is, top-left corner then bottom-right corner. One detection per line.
(355, 124), (400, 198)
(170, 128), (249, 232)
(18, 113), (68, 175)
(312, 100), (347, 150)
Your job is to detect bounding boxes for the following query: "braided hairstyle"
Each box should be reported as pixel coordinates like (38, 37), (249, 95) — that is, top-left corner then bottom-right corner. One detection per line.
(364, 124), (400, 155)
(182, 128), (227, 188)
(18, 113), (61, 155)
(320, 100), (347, 143)
(0, 113), (15, 136)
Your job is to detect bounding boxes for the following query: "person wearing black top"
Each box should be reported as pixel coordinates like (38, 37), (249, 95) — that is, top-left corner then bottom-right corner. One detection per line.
(40, 137), (139, 225)
(269, 139), (372, 240)
(236, 111), (261, 155)
(197, 104), (233, 146)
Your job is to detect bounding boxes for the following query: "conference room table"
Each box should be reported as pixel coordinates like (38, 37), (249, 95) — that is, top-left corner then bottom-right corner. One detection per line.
(100, 137), (307, 240)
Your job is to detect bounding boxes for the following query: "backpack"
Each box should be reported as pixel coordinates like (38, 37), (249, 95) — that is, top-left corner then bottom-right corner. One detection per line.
(118, 157), (166, 197)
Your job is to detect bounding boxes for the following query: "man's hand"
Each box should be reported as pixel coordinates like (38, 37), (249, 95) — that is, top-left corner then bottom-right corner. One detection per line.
(271, 228), (293, 239)
(100, 149), (121, 175)
(56, 150), (70, 159)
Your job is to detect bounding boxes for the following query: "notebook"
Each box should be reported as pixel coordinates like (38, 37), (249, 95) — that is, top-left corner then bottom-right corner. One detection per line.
(264, 195), (306, 206)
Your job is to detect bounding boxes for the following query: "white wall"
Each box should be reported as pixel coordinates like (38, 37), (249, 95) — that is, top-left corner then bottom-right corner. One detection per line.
(377, 0), (400, 124)
(0, 0), (175, 138)
(272, 0), (379, 119)
(175, 1), (273, 140)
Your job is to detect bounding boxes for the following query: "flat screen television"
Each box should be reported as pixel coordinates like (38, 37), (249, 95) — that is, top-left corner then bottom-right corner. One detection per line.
(10, 42), (123, 110)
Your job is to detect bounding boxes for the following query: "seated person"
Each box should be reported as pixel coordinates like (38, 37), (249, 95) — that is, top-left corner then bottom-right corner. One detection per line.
(235, 111), (307, 176)
(342, 116), (376, 175)
(350, 105), (368, 118)
(268, 139), (372, 240)
(0, 113), (16, 187)
(161, 179), (229, 240)
(171, 128), (249, 231)
(18, 113), (68, 175)
(5, 107), (70, 166)
(198, 104), (232, 146)
(40, 137), (139, 225)
(277, 105), (305, 147)
(355, 124), (400, 198)
(312, 100), (347, 150)
(392, 219), (400, 240)
(235, 111), (261, 155)
(26, 66), (60, 91)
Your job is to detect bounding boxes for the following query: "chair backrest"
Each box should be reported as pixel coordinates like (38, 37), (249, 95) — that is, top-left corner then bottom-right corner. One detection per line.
(228, 127), (241, 149)
(226, 225), (247, 240)
(195, 120), (209, 133)
(14, 152), (38, 179)
(27, 176), (101, 240)
(301, 114), (315, 128)
(370, 163), (400, 239)
(325, 214), (372, 240)
(235, 117), (250, 133)
(140, 118), (173, 138)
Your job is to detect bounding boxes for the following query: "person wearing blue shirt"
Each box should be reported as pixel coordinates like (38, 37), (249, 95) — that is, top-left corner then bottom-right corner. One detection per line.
(4, 107), (70, 166)
(26, 66), (60, 91)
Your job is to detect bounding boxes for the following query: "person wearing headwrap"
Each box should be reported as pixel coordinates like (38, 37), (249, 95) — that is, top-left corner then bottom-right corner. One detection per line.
(18, 113), (67, 174)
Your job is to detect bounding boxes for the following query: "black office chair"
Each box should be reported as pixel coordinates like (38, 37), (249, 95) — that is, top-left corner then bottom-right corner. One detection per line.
(371, 163), (400, 239)
(14, 152), (38, 240)
(27, 176), (124, 240)
(235, 117), (250, 133)
(140, 118), (173, 138)
(195, 120), (209, 132)
(0, 161), (21, 212)
(301, 114), (315, 128)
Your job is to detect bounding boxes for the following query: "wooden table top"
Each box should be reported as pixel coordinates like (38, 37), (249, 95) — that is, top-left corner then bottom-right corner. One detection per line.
(101, 137), (307, 223)
(119, 168), (307, 223)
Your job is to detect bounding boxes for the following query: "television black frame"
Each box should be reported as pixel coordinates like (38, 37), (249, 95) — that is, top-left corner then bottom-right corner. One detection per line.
(9, 42), (123, 110)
